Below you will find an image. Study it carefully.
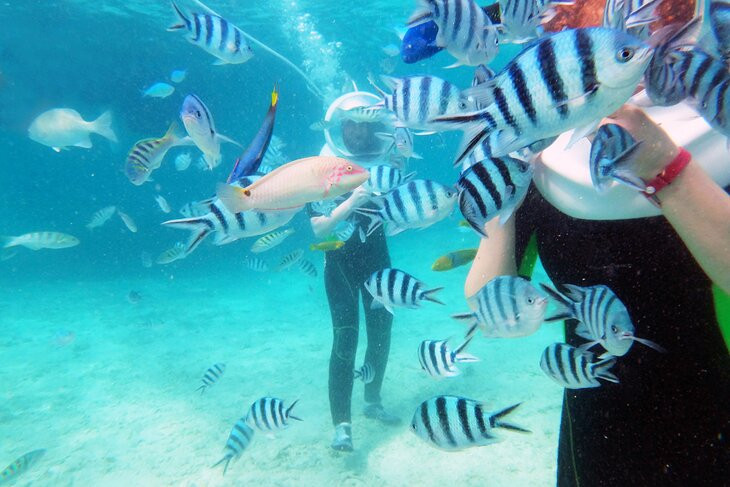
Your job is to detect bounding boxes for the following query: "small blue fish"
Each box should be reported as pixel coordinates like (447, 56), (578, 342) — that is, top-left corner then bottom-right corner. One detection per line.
(0, 449), (46, 484)
(170, 69), (187, 83)
(142, 82), (175, 98)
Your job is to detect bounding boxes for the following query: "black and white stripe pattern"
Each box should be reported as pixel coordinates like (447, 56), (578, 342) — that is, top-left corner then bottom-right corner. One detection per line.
(358, 179), (458, 237)
(245, 397), (302, 432)
(168, 1), (253, 65)
(364, 268), (444, 314)
(364, 165), (414, 194)
(540, 343), (619, 388)
(211, 417), (255, 475)
(276, 249), (304, 271)
(418, 337), (479, 378)
(432, 27), (652, 164)
(711, 0), (730, 60)
(603, 0), (661, 40)
(499, 0), (573, 43)
(298, 259), (318, 277)
(251, 228), (296, 253)
(457, 156), (533, 237)
(410, 396), (529, 451)
(589, 123), (644, 193)
(196, 363), (226, 393)
(243, 255), (268, 272)
(353, 363), (375, 384)
(453, 276), (547, 338)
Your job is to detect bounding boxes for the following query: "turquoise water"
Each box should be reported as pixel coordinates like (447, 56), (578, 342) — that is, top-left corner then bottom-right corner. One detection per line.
(0, 1), (564, 485)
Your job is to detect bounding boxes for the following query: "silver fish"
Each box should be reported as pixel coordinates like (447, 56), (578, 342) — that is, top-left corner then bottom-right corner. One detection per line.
(540, 343), (619, 388)
(418, 336), (480, 378)
(155, 242), (186, 265)
(180, 94), (239, 170)
(364, 165), (415, 194)
(3, 232), (79, 250)
(276, 249), (304, 271)
(245, 397), (302, 432)
(86, 205), (117, 229)
(117, 210), (138, 233)
(250, 228), (295, 254)
(364, 268), (444, 314)
(211, 418), (255, 475)
(589, 123), (645, 193)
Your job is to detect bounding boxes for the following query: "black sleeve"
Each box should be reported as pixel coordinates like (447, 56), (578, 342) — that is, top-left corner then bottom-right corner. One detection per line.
(514, 183), (542, 265)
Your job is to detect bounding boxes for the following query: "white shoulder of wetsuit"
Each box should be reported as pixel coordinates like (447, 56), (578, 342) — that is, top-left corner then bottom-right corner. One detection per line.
(535, 94), (730, 221)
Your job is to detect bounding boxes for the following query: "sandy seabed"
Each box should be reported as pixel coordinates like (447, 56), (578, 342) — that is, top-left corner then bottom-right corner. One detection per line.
(0, 227), (564, 486)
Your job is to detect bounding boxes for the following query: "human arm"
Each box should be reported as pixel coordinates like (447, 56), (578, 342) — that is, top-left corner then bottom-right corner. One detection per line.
(310, 186), (371, 239)
(464, 218), (519, 299)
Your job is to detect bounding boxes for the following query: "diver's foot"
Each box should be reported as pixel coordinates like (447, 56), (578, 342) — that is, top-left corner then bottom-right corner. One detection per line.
(363, 403), (401, 426)
(331, 422), (353, 452)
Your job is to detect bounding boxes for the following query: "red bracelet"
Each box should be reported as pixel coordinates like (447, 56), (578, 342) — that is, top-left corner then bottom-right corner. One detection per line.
(643, 147), (691, 202)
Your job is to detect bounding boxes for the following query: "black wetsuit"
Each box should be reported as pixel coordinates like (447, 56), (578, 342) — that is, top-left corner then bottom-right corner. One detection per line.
(309, 206), (393, 426)
(515, 185), (730, 486)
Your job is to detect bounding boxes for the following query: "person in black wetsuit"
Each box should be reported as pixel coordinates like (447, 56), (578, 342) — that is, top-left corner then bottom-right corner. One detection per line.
(465, 106), (730, 485)
(309, 117), (401, 452)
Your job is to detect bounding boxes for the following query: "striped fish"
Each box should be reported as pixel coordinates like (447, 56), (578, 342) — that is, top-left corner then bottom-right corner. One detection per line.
(540, 343), (619, 388)
(168, 1), (253, 65)
(456, 156), (533, 237)
(431, 28), (653, 164)
(418, 336), (480, 378)
(125, 123), (186, 186)
(353, 363), (375, 384)
(364, 165), (416, 194)
(276, 249), (304, 271)
(541, 283), (666, 357)
(364, 268), (444, 314)
(499, 0), (574, 44)
(117, 210), (138, 233)
(339, 105), (389, 123)
(86, 205), (117, 229)
(162, 192), (300, 255)
(181, 94), (239, 170)
(3, 232), (79, 250)
(298, 258), (318, 277)
(377, 127), (422, 160)
(410, 396), (530, 451)
(250, 228), (296, 254)
(711, 0), (730, 61)
(334, 221), (356, 241)
(453, 276), (547, 338)
(407, 0), (500, 68)
(243, 255), (269, 272)
(311, 199), (337, 216)
(357, 179), (458, 237)
(211, 418), (255, 475)
(371, 75), (475, 131)
(196, 363), (226, 393)
(246, 397), (302, 432)
(589, 123), (645, 193)
(603, 0), (663, 40)
(0, 449), (46, 484)
(155, 242), (186, 265)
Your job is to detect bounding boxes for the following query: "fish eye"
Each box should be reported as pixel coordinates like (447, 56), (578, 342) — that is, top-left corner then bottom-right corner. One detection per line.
(346, 165), (353, 171)
(611, 325), (619, 333)
(445, 190), (454, 197)
(459, 100), (467, 110)
(616, 47), (635, 62)
(494, 37), (499, 46)
(195, 110), (202, 118)
(527, 296), (534, 304)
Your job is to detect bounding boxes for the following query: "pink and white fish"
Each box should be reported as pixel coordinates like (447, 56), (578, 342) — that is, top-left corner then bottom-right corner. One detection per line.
(216, 156), (369, 213)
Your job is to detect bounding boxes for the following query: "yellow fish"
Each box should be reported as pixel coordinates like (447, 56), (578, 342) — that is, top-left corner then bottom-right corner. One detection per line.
(309, 240), (345, 251)
(431, 248), (478, 271)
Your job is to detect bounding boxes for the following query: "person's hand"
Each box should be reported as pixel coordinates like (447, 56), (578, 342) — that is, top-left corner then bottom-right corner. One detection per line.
(605, 104), (680, 181)
(348, 185), (371, 207)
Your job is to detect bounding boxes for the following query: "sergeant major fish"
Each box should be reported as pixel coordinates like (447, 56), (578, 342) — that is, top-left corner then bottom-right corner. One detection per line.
(353, 363), (375, 384)
(155, 242), (186, 265)
(418, 336), (480, 378)
(181, 94), (240, 170)
(498, 0), (574, 44)
(540, 342), (619, 388)
(364, 164), (415, 195)
(243, 255), (269, 272)
(364, 268), (444, 314)
(211, 418), (255, 475)
(246, 397), (302, 432)
(589, 123), (645, 193)
(298, 258), (317, 277)
(196, 363), (226, 393)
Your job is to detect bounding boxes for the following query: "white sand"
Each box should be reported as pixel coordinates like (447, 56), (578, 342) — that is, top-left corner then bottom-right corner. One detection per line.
(0, 224), (564, 486)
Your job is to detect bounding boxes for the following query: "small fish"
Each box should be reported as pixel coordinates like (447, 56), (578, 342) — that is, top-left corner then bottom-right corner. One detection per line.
(364, 164), (415, 194)
(309, 120), (331, 131)
(28, 108), (116, 151)
(498, 0), (574, 44)
(298, 258), (317, 277)
(117, 210), (138, 233)
(382, 43), (400, 57)
(86, 205), (117, 229)
(431, 248), (478, 271)
(541, 283), (666, 357)
(276, 249), (304, 271)
(310, 199), (337, 216)
(0, 449), (46, 484)
(251, 228), (295, 254)
(309, 240), (345, 251)
(180, 94), (239, 170)
(377, 127), (421, 159)
(170, 69), (187, 83)
(334, 221), (356, 241)
(142, 82), (175, 98)
(216, 157), (368, 213)
(3, 232), (79, 250)
(168, 1), (253, 65)
(338, 106), (388, 123)
(400, 20), (443, 64)
(211, 418), (255, 475)
(418, 336), (480, 378)
(410, 396), (529, 451)
(245, 397), (302, 432)
(127, 290), (142, 304)
(243, 255), (269, 272)
(357, 180), (458, 237)
(540, 343), (619, 388)
(125, 122), (187, 186)
(156, 242), (186, 265)
(196, 363), (226, 393)
(454, 276), (548, 338)
(711, 0), (730, 61)
(155, 195), (172, 213)
(603, 0), (663, 40)
(407, 0), (501, 67)
(589, 123), (645, 193)
(364, 268), (444, 314)
(457, 156), (534, 237)
(353, 363), (375, 384)
(472, 64), (495, 89)
(175, 152), (192, 171)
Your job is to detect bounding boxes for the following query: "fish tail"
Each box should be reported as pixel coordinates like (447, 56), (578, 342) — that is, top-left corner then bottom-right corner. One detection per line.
(161, 216), (213, 254)
(163, 121), (180, 143)
(216, 183), (252, 214)
(353, 368), (362, 379)
(540, 283), (575, 322)
(453, 335), (480, 363)
(354, 207), (382, 236)
(91, 110), (117, 143)
(604, 140), (647, 192)
(2, 236), (20, 249)
(211, 454), (233, 475)
(286, 400), (303, 421)
(420, 287), (445, 305)
(168, 0), (189, 30)
(271, 83), (279, 108)
(491, 403), (531, 434)
(196, 384), (206, 394)
(592, 357), (620, 384)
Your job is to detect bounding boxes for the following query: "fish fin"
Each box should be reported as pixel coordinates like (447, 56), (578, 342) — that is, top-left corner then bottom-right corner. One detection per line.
(74, 138), (93, 149)
(420, 287), (444, 305)
(459, 190), (489, 237)
(598, 140), (647, 192)
(212, 58), (229, 66)
(463, 82), (497, 108)
(168, 1), (189, 30)
(216, 183), (251, 213)
(354, 207), (383, 236)
(411, 152), (423, 159)
(217, 133), (242, 147)
(91, 110), (117, 142)
(406, 1), (432, 27)
(490, 403), (531, 433)
(593, 357), (619, 383)
(558, 283), (588, 301)
(497, 186), (516, 225)
(454, 352), (480, 363)
(403, 171), (417, 183)
(211, 454), (234, 475)
(452, 312), (477, 323)
(2, 236), (18, 249)
(540, 283), (575, 322)
(566, 120), (600, 150)
(578, 340), (601, 351)
(379, 74), (400, 90)
(455, 124), (492, 167)
(489, 129), (522, 158)
(367, 73), (389, 99)
(358, 226), (366, 243)
(375, 132), (394, 141)
(412, 130), (436, 136)
(443, 60), (464, 69)
(624, 0), (663, 30)
(370, 298), (384, 310)
(162, 217), (213, 254)
(52, 147), (62, 152)
(630, 336), (668, 353)
(285, 399), (301, 420)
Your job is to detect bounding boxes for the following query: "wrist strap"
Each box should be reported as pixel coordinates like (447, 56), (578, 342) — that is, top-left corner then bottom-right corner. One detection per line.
(644, 147), (691, 203)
